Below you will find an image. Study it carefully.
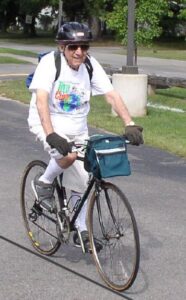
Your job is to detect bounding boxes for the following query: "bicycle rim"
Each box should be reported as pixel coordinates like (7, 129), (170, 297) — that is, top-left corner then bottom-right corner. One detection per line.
(20, 160), (61, 255)
(88, 181), (140, 291)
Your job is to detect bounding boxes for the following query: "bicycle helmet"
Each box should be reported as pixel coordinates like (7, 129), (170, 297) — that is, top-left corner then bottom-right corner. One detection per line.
(56, 22), (93, 44)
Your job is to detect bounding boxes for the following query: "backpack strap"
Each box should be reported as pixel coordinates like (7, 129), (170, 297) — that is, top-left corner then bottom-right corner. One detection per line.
(85, 55), (93, 81)
(54, 50), (61, 82)
(53, 51), (93, 82)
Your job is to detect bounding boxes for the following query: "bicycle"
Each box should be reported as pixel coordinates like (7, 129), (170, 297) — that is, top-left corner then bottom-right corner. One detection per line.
(20, 134), (140, 291)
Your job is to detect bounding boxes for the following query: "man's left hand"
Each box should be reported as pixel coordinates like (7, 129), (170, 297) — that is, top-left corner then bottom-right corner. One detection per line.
(125, 125), (144, 146)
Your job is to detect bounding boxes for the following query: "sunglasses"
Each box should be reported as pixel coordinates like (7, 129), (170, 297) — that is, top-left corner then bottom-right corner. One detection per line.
(66, 44), (90, 51)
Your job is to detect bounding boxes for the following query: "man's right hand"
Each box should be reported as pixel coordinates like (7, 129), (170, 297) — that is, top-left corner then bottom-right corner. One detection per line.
(46, 132), (71, 156)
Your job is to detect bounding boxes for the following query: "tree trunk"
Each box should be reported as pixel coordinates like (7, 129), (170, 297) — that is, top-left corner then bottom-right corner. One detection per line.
(30, 18), (36, 37)
(88, 16), (101, 39)
(1, 15), (9, 33)
(1, 22), (7, 33)
(23, 17), (36, 36)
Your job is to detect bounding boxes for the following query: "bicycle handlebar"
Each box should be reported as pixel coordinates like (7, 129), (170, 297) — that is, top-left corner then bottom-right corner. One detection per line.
(67, 136), (130, 162)
(68, 136), (130, 156)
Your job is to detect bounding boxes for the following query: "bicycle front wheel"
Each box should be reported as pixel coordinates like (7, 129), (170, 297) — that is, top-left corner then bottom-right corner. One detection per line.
(20, 160), (61, 255)
(88, 181), (140, 291)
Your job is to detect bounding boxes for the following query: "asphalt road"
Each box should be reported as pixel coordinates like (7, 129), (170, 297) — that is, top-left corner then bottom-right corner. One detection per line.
(0, 41), (186, 79)
(0, 98), (186, 300)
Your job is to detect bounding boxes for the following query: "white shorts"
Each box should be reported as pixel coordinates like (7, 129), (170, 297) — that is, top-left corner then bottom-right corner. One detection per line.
(29, 125), (89, 193)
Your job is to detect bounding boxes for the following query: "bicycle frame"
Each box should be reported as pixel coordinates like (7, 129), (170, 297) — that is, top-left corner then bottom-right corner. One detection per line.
(70, 177), (95, 231)
(56, 173), (96, 232)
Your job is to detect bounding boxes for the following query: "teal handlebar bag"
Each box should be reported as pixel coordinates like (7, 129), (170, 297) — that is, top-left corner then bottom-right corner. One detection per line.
(84, 134), (131, 179)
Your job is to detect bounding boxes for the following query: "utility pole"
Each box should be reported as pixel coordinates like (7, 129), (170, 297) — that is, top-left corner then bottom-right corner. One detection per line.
(58, 0), (63, 30)
(122, 0), (138, 74)
(113, 0), (147, 117)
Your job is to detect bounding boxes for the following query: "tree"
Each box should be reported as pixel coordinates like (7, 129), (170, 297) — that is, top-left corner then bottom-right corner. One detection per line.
(0, 0), (20, 32)
(103, 0), (169, 45)
(161, 1), (186, 38)
(0, 0), (106, 37)
(62, 0), (105, 37)
(18, 0), (53, 35)
(0, 0), (57, 35)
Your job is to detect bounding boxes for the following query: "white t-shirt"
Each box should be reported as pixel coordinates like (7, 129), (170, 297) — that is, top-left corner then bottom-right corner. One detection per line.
(28, 51), (113, 135)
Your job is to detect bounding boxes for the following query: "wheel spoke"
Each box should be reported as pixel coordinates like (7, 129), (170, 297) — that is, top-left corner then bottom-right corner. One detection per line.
(20, 160), (61, 255)
(88, 182), (140, 291)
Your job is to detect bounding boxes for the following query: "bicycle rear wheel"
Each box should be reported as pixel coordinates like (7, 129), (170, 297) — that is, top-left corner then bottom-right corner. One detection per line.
(20, 160), (61, 255)
(88, 181), (140, 291)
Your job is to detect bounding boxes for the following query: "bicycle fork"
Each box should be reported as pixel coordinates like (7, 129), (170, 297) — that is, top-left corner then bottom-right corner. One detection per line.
(96, 185), (123, 241)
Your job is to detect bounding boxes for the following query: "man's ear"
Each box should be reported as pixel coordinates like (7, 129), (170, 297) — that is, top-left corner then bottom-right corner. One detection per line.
(58, 45), (65, 52)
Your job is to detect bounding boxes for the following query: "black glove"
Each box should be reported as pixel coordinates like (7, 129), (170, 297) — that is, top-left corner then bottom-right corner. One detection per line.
(46, 132), (71, 156)
(125, 125), (144, 146)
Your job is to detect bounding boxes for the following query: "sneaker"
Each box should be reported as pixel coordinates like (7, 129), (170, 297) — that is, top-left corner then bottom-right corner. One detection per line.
(32, 173), (56, 212)
(73, 230), (103, 253)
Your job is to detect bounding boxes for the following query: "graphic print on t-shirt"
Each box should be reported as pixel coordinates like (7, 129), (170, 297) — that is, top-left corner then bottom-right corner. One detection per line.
(55, 81), (87, 112)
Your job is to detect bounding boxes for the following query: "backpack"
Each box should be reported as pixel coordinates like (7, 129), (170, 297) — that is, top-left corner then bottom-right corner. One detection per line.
(26, 50), (93, 89)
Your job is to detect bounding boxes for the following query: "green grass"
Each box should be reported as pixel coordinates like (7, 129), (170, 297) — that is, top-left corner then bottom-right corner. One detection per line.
(0, 47), (37, 64)
(89, 94), (186, 158)
(0, 80), (30, 102)
(0, 47), (36, 57)
(0, 56), (31, 64)
(148, 87), (186, 111)
(0, 79), (186, 158)
(138, 48), (186, 61)
(135, 108), (186, 157)
(0, 32), (57, 46)
(115, 47), (186, 61)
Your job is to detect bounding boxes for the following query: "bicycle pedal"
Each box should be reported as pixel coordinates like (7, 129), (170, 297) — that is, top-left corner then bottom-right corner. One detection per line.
(39, 202), (57, 214)
(32, 202), (42, 213)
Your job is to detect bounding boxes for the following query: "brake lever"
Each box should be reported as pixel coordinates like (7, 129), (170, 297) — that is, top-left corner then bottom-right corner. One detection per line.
(68, 141), (75, 152)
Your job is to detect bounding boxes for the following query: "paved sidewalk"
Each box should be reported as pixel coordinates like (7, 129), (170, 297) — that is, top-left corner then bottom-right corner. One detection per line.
(1, 42), (186, 78)
(0, 98), (186, 300)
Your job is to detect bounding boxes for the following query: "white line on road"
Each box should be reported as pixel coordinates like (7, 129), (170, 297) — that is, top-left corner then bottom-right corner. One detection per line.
(0, 73), (28, 76)
(147, 102), (185, 113)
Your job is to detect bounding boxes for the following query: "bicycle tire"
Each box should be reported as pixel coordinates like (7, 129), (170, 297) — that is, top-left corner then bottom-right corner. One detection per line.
(88, 181), (140, 291)
(20, 160), (61, 255)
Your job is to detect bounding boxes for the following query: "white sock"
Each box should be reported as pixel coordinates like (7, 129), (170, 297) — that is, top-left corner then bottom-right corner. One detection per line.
(70, 191), (87, 232)
(39, 158), (63, 184)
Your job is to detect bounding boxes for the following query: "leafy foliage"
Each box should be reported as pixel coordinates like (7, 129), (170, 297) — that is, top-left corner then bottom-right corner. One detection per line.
(104, 0), (169, 45)
(0, 0), (186, 41)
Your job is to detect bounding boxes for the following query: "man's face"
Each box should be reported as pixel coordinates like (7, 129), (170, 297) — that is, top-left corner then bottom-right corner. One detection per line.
(62, 44), (89, 70)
